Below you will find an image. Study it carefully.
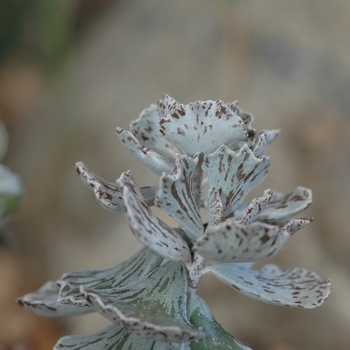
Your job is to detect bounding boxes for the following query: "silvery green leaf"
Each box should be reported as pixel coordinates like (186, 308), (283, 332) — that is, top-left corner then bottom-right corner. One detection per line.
(83, 261), (205, 342)
(152, 342), (183, 350)
(54, 324), (153, 349)
(116, 127), (174, 175)
(252, 129), (280, 157)
(182, 290), (251, 350)
(119, 171), (191, 262)
(58, 247), (163, 306)
(207, 189), (223, 226)
(258, 186), (312, 223)
(17, 281), (89, 317)
(0, 120), (8, 162)
(193, 217), (312, 263)
(75, 162), (157, 212)
(204, 263), (331, 308)
(130, 103), (177, 161)
(240, 189), (273, 224)
(158, 95), (248, 156)
(156, 153), (203, 241)
(203, 145), (270, 218)
(0, 165), (22, 226)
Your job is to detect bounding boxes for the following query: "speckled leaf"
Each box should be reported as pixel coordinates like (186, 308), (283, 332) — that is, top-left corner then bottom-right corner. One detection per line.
(207, 189), (223, 226)
(83, 261), (205, 342)
(116, 127), (174, 175)
(75, 162), (157, 212)
(158, 95), (248, 156)
(204, 263), (331, 308)
(252, 129), (280, 157)
(58, 247), (163, 307)
(182, 290), (251, 350)
(119, 171), (191, 262)
(240, 189), (273, 224)
(17, 281), (89, 317)
(258, 186), (312, 223)
(193, 217), (312, 263)
(130, 103), (178, 161)
(156, 154), (203, 241)
(203, 145), (270, 218)
(0, 164), (22, 226)
(54, 324), (152, 350)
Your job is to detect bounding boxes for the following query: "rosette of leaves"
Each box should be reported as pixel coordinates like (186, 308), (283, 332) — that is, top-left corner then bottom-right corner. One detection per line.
(18, 95), (331, 349)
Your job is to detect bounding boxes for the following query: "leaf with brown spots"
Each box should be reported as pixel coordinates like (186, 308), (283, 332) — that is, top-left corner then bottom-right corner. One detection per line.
(156, 154), (203, 242)
(57, 247), (163, 307)
(17, 281), (89, 317)
(130, 103), (178, 161)
(252, 129), (280, 157)
(193, 217), (309, 263)
(203, 144), (271, 218)
(240, 189), (273, 224)
(83, 262), (205, 342)
(75, 162), (157, 212)
(258, 186), (312, 223)
(118, 171), (191, 262)
(158, 95), (248, 156)
(116, 127), (174, 175)
(204, 263), (331, 308)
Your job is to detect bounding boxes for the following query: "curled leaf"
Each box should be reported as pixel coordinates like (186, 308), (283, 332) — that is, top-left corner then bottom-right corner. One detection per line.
(119, 171), (191, 262)
(83, 262), (205, 342)
(58, 247), (163, 306)
(17, 281), (89, 317)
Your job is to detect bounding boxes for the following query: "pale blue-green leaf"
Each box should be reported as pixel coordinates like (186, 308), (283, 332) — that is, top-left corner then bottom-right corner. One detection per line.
(75, 162), (157, 212)
(152, 341), (183, 350)
(119, 171), (191, 262)
(181, 290), (251, 350)
(156, 153), (203, 242)
(193, 217), (312, 263)
(158, 95), (248, 156)
(0, 165), (22, 226)
(252, 129), (280, 157)
(54, 324), (152, 350)
(58, 247), (163, 307)
(204, 263), (331, 308)
(240, 189), (273, 224)
(130, 103), (178, 161)
(83, 261), (205, 342)
(207, 189), (223, 226)
(258, 186), (312, 223)
(116, 128), (174, 176)
(17, 281), (89, 317)
(203, 145), (270, 218)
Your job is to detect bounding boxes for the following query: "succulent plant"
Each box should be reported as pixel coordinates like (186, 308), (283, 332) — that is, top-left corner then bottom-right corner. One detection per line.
(18, 95), (331, 349)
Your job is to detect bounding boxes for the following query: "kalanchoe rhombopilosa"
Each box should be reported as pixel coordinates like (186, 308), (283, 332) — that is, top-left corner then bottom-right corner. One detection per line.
(18, 95), (331, 349)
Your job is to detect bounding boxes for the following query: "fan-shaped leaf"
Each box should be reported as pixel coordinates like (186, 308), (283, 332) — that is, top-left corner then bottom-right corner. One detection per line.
(158, 95), (247, 156)
(156, 154), (203, 241)
(203, 145), (270, 218)
(83, 261), (205, 342)
(252, 130), (280, 157)
(204, 263), (331, 308)
(54, 324), (152, 349)
(58, 247), (163, 307)
(193, 217), (312, 263)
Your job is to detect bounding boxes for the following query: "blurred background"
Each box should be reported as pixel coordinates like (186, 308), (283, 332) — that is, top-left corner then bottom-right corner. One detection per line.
(1, 0), (350, 349)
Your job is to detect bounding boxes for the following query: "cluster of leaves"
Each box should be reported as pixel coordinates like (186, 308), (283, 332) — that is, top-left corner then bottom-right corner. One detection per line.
(18, 96), (331, 349)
